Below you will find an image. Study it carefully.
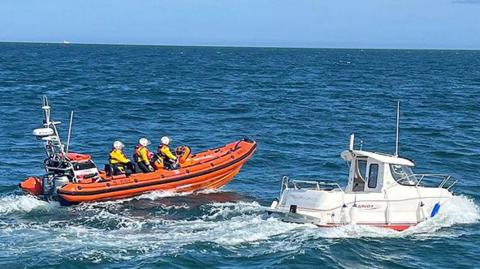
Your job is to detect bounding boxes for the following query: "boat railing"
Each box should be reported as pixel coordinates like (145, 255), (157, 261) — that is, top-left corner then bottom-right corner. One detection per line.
(393, 173), (458, 190)
(281, 176), (344, 193)
(412, 174), (458, 190)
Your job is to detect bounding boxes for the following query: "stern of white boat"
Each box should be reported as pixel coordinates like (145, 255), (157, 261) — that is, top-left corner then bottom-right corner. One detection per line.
(266, 177), (348, 225)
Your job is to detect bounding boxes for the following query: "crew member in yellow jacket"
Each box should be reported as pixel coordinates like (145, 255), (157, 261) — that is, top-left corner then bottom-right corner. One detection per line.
(109, 140), (135, 176)
(158, 136), (178, 170)
(133, 137), (154, 173)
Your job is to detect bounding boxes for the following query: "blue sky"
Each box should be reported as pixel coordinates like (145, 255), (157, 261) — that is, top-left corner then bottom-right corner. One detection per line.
(1, 0), (479, 49)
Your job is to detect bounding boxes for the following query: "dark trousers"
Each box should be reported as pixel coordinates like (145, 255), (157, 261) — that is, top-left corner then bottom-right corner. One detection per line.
(163, 158), (177, 170)
(151, 154), (176, 170)
(136, 161), (150, 173)
(112, 162), (135, 176)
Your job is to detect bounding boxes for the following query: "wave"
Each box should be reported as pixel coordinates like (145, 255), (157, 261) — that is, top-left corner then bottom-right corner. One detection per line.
(404, 194), (479, 235)
(202, 201), (263, 220)
(0, 194), (58, 215)
(0, 192), (477, 232)
(135, 189), (203, 200)
(0, 193), (477, 264)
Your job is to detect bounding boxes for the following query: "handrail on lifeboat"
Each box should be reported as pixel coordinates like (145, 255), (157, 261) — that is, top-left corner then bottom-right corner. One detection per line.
(281, 176), (344, 193)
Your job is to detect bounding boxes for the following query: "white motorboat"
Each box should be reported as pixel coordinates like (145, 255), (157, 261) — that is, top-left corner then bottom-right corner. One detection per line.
(267, 103), (457, 231)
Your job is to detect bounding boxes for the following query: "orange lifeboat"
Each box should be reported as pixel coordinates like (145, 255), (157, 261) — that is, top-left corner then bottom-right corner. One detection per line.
(19, 96), (257, 205)
(20, 139), (256, 204)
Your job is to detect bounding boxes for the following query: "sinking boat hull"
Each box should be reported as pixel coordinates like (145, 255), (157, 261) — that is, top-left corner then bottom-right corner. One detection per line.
(266, 210), (416, 231)
(267, 186), (452, 232)
(21, 139), (256, 204)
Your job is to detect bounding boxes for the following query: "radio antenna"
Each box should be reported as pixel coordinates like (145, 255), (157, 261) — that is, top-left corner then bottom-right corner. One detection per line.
(394, 101), (400, 157)
(66, 111), (74, 153)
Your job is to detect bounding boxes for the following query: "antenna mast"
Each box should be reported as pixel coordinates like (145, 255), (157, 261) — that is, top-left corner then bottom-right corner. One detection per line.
(395, 101), (400, 157)
(66, 111), (74, 153)
(39, 96), (66, 159)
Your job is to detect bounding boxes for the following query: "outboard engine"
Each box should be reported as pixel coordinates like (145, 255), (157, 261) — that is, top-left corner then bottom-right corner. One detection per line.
(41, 174), (70, 198)
(41, 174), (56, 197)
(54, 176), (70, 191)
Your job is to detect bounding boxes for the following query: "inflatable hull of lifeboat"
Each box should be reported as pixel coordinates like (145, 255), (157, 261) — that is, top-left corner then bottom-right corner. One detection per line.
(22, 139), (256, 203)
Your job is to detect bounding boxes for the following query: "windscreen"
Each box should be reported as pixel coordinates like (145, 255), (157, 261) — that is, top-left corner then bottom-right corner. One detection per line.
(72, 160), (97, 171)
(390, 164), (417, 186)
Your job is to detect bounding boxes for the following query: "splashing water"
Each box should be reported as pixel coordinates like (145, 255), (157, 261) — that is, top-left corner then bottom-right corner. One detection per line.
(0, 192), (477, 234)
(0, 191), (477, 266)
(0, 194), (58, 215)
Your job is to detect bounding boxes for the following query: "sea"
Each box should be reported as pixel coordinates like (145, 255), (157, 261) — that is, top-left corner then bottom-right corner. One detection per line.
(0, 42), (479, 268)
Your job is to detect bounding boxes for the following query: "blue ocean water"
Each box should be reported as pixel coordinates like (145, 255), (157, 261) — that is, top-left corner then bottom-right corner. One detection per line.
(0, 43), (479, 268)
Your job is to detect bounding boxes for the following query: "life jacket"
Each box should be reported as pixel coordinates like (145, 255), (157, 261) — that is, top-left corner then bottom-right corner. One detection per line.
(109, 148), (115, 163)
(133, 144), (143, 163)
(133, 144), (144, 163)
(157, 145), (166, 158)
(109, 148), (127, 164)
(134, 144), (152, 164)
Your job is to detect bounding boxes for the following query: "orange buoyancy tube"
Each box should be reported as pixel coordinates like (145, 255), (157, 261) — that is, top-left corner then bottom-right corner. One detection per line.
(55, 139), (257, 203)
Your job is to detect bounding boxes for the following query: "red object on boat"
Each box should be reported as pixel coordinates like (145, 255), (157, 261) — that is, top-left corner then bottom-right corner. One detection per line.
(318, 223), (412, 231)
(66, 153), (92, 162)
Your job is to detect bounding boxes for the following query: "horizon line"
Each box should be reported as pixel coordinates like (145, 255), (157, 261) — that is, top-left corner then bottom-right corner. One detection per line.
(1, 40), (479, 51)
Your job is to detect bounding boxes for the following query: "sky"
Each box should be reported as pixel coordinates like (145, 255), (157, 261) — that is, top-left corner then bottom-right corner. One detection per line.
(0, 0), (479, 49)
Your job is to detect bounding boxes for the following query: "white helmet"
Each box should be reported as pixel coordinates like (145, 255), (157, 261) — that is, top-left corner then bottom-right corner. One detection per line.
(161, 136), (170, 145)
(113, 140), (124, 150)
(139, 138), (150, 147)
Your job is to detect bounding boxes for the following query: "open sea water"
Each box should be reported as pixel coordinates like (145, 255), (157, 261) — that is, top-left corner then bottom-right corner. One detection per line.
(0, 43), (479, 268)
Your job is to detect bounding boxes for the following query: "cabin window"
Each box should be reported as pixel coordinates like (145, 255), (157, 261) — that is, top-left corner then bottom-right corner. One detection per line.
(72, 160), (97, 171)
(353, 159), (367, 191)
(368, 164), (379, 188)
(390, 164), (417, 186)
(357, 160), (367, 179)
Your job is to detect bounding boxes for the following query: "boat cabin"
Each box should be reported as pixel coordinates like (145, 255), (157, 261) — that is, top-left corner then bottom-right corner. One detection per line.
(66, 153), (99, 181)
(43, 152), (99, 182)
(341, 149), (417, 193)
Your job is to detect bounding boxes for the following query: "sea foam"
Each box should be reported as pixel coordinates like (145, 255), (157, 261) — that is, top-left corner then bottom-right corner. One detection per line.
(0, 194), (57, 215)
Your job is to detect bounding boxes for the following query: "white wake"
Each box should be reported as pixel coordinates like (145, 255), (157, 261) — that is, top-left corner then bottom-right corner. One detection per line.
(0, 193), (477, 262)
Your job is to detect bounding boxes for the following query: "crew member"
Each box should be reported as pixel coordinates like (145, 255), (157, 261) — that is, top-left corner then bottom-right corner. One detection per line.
(134, 138), (154, 173)
(109, 141), (135, 176)
(158, 136), (177, 170)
